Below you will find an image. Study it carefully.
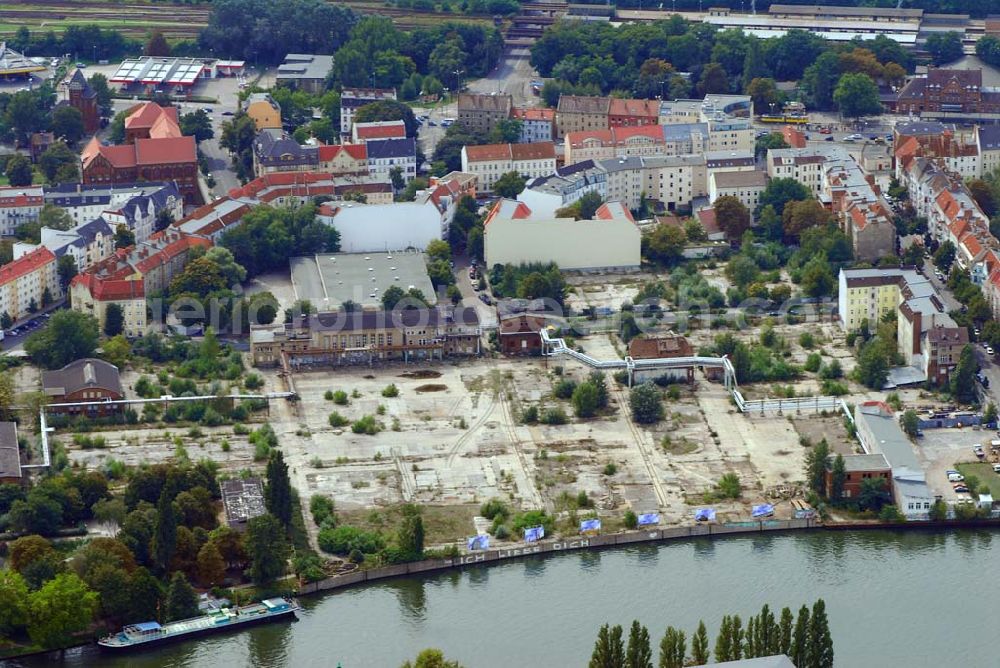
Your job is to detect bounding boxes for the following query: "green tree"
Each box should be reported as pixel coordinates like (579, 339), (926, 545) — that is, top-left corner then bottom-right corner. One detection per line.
(778, 607), (794, 656)
(856, 339), (890, 390)
(246, 513), (289, 584)
(934, 240), (956, 272)
(626, 620), (653, 668)
(180, 109), (214, 142)
(27, 573), (98, 649)
(806, 599), (834, 668)
(658, 626), (686, 668)
(57, 254), (78, 291)
(397, 503), (425, 561)
(745, 77), (781, 113)
(0, 570), (29, 634)
(925, 32), (963, 66)
(643, 223), (687, 266)
(493, 171), (527, 198)
(951, 345), (977, 403)
(5, 154), (33, 187)
(152, 489), (177, 573)
(144, 29), (171, 56)
(39, 141), (78, 184)
(830, 454), (846, 502)
(792, 605), (810, 667)
(39, 203), (74, 231)
(800, 254), (835, 298)
(103, 303), (125, 337)
(758, 178), (811, 217)
(24, 309), (100, 369)
(265, 449), (293, 529)
(804, 438), (830, 497)
(858, 477), (889, 512)
(901, 409), (920, 436)
(630, 382), (664, 424)
(51, 106), (85, 145)
(164, 571), (199, 622)
(488, 119), (523, 144)
(698, 62), (729, 95)
(714, 196), (751, 242)
(833, 72), (881, 119)
(400, 648), (465, 668)
(572, 381), (600, 418)
(578, 191), (604, 220)
(88, 73), (113, 115)
(691, 621), (709, 665)
(590, 623), (625, 668)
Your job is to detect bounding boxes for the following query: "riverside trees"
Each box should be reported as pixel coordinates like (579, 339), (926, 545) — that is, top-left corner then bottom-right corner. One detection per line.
(589, 600), (833, 668)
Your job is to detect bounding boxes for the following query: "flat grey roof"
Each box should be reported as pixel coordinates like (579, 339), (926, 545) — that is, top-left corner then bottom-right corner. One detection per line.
(290, 252), (437, 309)
(856, 404), (921, 474)
(830, 453), (890, 472)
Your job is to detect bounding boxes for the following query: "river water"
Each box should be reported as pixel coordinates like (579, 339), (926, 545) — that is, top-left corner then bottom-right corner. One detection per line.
(16, 529), (999, 667)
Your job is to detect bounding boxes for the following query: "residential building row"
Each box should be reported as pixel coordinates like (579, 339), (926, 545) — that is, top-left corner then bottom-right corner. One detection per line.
(0, 247), (62, 323)
(69, 171), (468, 335)
(460, 142), (556, 194)
(520, 150), (757, 215)
(252, 128), (416, 185)
(838, 268), (966, 386)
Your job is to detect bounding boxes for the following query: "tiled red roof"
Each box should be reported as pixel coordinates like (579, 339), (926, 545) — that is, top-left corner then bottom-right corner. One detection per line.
(133, 235), (210, 274)
(510, 142), (556, 160)
(71, 273), (145, 301)
(512, 107), (555, 122)
(135, 136), (196, 165)
(354, 123), (405, 140)
(697, 208), (721, 236)
(463, 143), (513, 162)
(0, 247), (54, 287)
(317, 144), (367, 162)
(608, 98), (659, 118)
(125, 102), (178, 130)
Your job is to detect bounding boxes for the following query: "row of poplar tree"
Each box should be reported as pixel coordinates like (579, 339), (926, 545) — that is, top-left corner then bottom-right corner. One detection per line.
(589, 599), (833, 668)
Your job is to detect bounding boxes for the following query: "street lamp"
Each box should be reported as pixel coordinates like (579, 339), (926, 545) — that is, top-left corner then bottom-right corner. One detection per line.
(453, 69), (464, 94)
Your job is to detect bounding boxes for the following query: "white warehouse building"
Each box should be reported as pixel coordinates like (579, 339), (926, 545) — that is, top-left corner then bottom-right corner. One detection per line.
(484, 199), (641, 272)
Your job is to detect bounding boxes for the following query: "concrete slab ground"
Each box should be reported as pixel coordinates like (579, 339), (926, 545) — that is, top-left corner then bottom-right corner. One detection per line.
(915, 427), (996, 502)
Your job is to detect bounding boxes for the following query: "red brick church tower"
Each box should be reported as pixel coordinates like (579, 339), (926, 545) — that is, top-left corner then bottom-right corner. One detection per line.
(67, 69), (100, 135)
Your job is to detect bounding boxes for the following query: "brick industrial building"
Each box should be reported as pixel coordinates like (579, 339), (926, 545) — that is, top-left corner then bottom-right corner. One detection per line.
(81, 102), (198, 203)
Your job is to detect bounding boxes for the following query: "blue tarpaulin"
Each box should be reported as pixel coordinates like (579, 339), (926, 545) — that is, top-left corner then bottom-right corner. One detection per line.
(579, 518), (601, 533)
(524, 526), (545, 542)
(637, 513), (660, 526)
(752, 504), (775, 518)
(466, 534), (490, 551)
(694, 508), (716, 522)
(134, 622), (162, 631)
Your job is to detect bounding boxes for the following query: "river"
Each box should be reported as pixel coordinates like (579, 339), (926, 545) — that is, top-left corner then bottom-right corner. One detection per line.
(14, 529), (999, 667)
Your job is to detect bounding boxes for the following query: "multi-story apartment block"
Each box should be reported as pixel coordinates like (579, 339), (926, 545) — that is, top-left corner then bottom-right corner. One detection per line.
(340, 88), (397, 135)
(839, 268), (966, 385)
(766, 146), (849, 197)
(897, 68), (1000, 116)
(0, 187), (44, 237)
(511, 107), (555, 144)
(824, 157), (895, 263)
(608, 98), (659, 128)
(518, 160), (609, 218)
(708, 170), (767, 213)
(556, 95), (611, 137)
(460, 142), (556, 193)
(366, 137), (417, 185)
(0, 247), (60, 322)
(457, 93), (513, 137)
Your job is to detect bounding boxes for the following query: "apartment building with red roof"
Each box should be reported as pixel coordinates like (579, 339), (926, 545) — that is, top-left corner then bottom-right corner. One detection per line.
(608, 98), (659, 128)
(460, 142), (556, 193)
(0, 247), (59, 322)
(511, 107), (555, 143)
(564, 126), (667, 164)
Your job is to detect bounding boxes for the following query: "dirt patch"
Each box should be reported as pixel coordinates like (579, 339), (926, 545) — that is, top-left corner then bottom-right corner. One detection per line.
(415, 384), (448, 393)
(399, 370), (442, 379)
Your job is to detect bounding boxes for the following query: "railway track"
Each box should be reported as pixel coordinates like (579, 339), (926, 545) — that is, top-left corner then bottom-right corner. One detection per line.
(498, 389), (545, 510)
(612, 381), (669, 509)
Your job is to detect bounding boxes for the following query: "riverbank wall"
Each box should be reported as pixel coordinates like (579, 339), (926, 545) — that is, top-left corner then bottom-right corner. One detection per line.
(299, 518), (819, 596)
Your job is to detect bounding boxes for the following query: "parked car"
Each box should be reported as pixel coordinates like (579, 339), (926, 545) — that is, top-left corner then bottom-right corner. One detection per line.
(824, 136), (834, 141)
(953, 485), (970, 493)
(948, 473), (965, 482)
(993, 463), (1000, 473)
(819, 127), (832, 134)
(988, 347), (995, 356)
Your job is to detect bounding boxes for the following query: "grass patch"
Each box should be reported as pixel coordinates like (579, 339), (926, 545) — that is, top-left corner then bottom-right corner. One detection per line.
(955, 462), (1000, 498)
(338, 503), (479, 545)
